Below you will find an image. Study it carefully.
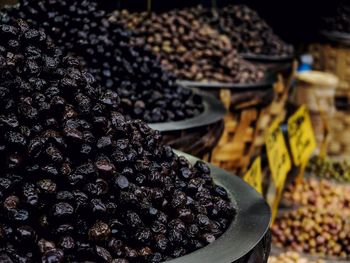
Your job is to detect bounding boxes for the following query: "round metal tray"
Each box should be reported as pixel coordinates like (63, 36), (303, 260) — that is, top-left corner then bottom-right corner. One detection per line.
(148, 91), (226, 132)
(177, 79), (274, 91)
(321, 30), (350, 45)
(168, 151), (271, 263)
(241, 53), (295, 63)
(177, 72), (275, 91)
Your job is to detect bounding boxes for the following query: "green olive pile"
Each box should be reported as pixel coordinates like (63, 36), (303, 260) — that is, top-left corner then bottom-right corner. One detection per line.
(2, 0), (204, 124)
(283, 178), (350, 214)
(0, 18), (235, 262)
(306, 156), (350, 182)
(111, 9), (264, 84)
(194, 5), (293, 57)
(272, 207), (350, 259)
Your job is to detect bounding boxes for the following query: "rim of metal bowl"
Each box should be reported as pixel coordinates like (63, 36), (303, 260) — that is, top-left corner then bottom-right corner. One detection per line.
(148, 91), (226, 132)
(176, 73), (275, 91)
(167, 151), (271, 263)
(321, 30), (350, 45)
(241, 53), (295, 63)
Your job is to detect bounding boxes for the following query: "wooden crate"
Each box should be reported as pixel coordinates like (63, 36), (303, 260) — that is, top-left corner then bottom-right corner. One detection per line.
(211, 76), (289, 175)
(160, 120), (225, 161)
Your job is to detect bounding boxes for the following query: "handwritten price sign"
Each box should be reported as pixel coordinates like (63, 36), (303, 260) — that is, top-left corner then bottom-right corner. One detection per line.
(265, 119), (292, 222)
(265, 120), (292, 188)
(288, 105), (316, 166)
(244, 157), (262, 194)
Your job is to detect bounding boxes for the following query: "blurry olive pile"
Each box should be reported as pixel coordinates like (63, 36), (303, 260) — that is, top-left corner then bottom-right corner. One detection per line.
(272, 207), (350, 259)
(283, 178), (350, 214)
(306, 156), (350, 182)
(3, 0), (204, 123)
(194, 5), (293, 57)
(0, 15), (235, 263)
(268, 252), (324, 263)
(111, 9), (264, 84)
(324, 3), (350, 33)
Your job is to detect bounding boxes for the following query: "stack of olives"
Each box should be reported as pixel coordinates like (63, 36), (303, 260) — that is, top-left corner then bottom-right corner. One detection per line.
(268, 252), (325, 263)
(306, 156), (350, 183)
(283, 178), (350, 214)
(3, 0), (204, 123)
(194, 5), (294, 57)
(324, 3), (350, 33)
(111, 9), (265, 84)
(0, 19), (235, 262)
(272, 207), (350, 259)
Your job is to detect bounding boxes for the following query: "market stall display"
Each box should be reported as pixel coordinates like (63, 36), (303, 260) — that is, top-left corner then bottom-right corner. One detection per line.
(0, 0), (348, 262)
(2, 0), (205, 124)
(110, 9), (264, 84)
(0, 19), (236, 262)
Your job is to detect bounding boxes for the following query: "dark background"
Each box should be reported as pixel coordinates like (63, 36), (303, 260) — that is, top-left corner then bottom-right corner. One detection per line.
(102, 0), (344, 45)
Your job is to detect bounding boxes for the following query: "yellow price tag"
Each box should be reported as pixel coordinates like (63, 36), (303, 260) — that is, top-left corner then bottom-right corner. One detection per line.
(265, 119), (292, 189)
(244, 157), (263, 194)
(288, 105), (317, 166)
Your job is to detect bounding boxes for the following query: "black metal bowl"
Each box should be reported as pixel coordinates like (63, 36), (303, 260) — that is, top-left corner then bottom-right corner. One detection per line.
(177, 74), (275, 91)
(169, 151), (271, 263)
(321, 30), (350, 46)
(148, 91), (226, 132)
(241, 53), (295, 63)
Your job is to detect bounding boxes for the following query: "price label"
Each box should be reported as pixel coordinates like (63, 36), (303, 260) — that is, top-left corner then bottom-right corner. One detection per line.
(288, 105), (316, 166)
(244, 157), (262, 194)
(265, 119), (292, 189)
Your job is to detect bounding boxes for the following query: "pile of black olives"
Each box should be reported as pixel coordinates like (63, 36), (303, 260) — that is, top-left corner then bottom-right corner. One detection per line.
(111, 9), (264, 84)
(195, 5), (293, 57)
(324, 3), (350, 33)
(3, 0), (204, 123)
(0, 19), (235, 262)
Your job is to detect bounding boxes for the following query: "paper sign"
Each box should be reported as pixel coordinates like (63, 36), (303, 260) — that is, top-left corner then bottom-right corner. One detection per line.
(288, 105), (317, 166)
(244, 157), (263, 194)
(265, 119), (292, 189)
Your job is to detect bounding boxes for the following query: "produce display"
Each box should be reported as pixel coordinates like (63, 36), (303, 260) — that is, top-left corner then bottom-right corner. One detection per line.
(268, 252), (324, 263)
(3, 0), (204, 123)
(0, 19), (235, 262)
(195, 5), (293, 57)
(272, 207), (350, 259)
(283, 178), (350, 213)
(306, 156), (350, 182)
(324, 3), (350, 33)
(111, 9), (265, 84)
